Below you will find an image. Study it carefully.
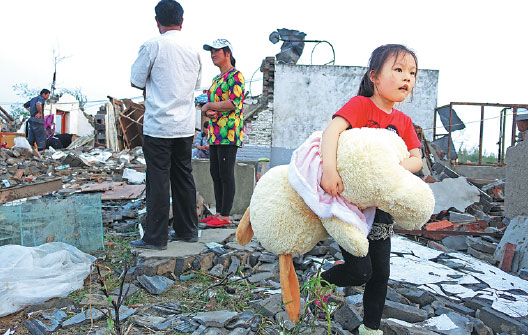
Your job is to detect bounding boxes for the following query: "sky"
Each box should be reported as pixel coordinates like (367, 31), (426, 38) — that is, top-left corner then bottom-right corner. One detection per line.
(1, 0), (526, 152)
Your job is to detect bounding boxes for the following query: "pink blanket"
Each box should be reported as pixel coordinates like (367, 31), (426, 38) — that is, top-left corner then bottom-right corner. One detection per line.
(288, 131), (375, 236)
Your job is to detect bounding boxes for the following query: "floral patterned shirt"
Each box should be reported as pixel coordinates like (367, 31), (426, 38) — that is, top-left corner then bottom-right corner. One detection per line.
(207, 69), (245, 147)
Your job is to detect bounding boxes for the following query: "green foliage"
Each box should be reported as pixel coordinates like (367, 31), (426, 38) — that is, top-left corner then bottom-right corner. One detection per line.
(457, 146), (498, 164)
(60, 87), (88, 111)
(8, 83), (40, 119)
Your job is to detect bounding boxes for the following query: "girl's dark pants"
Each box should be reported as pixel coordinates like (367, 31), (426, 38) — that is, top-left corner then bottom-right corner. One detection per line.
(321, 209), (392, 330)
(209, 144), (238, 216)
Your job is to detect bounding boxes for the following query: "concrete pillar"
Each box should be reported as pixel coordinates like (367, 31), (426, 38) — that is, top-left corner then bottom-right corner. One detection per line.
(504, 141), (528, 218)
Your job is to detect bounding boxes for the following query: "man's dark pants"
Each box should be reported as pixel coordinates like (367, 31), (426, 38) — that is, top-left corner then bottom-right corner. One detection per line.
(27, 120), (47, 151)
(142, 135), (198, 247)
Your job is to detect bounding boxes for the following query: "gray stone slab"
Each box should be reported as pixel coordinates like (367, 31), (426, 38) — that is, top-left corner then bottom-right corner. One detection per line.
(209, 264), (224, 277)
(421, 312), (472, 335)
(476, 306), (528, 334)
(382, 300), (428, 323)
(135, 229), (236, 259)
(193, 310), (238, 327)
(429, 177), (480, 214)
(110, 283), (139, 300)
(466, 237), (497, 254)
(132, 314), (174, 331)
(442, 236), (468, 251)
(247, 272), (275, 284)
(467, 246), (496, 264)
(333, 304), (362, 331)
(250, 294), (282, 319)
(137, 275), (174, 295)
(395, 287), (435, 307)
(80, 293), (109, 306)
(380, 318), (439, 335)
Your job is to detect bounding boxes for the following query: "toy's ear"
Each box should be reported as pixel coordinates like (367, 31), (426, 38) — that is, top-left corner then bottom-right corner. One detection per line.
(236, 207), (253, 245)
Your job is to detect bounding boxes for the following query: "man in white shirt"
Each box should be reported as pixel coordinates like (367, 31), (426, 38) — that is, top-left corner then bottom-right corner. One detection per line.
(130, 0), (202, 250)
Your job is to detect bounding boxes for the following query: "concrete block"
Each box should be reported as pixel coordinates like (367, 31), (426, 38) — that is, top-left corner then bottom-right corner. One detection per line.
(333, 304), (362, 331)
(380, 318), (439, 335)
(395, 287), (435, 307)
(382, 300), (428, 323)
(442, 235), (468, 251)
(467, 246), (497, 265)
(466, 236), (497, 254)
(476, 306), (528, 334)
(429, 177), (480, 214)
(192, 159), (255, 215)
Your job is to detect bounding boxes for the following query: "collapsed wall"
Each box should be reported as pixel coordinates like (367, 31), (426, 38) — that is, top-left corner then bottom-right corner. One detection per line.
(239, 59), (439, 166)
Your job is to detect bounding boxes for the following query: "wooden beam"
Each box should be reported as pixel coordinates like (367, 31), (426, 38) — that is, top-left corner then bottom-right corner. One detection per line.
(0, 178), (62, 204)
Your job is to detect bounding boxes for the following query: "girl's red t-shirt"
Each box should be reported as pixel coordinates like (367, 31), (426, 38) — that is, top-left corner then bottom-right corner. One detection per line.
(333, 96), (422, 151)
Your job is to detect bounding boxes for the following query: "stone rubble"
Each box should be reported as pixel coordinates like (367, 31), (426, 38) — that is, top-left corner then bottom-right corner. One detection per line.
(18, 231), (528, 335)
(1, 140), (527, 335)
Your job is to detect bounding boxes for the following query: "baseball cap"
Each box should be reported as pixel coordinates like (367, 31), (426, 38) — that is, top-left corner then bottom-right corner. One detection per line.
(517, 108), (528, 121)
(203, 39), (233, 53)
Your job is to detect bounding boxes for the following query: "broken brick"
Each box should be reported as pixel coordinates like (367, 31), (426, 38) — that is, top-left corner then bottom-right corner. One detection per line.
(424, 220), (455, 231)
(498, 242), (516, 272)
(14, 169), (24, 181)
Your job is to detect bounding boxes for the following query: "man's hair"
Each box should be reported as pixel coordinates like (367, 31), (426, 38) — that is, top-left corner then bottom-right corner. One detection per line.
(155, 0), (184, 27)
(203, 121), (209, 129)
(40, 89), (51, 95)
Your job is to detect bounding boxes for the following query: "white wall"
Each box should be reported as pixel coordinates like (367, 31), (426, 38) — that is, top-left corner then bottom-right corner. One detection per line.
(270, 63), (439, 165)
(46, 93), (94, 136)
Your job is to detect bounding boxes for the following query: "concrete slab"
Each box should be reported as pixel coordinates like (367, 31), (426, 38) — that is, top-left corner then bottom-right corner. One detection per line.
(429, 177), (480, 214)
(134, 228), (237, 259)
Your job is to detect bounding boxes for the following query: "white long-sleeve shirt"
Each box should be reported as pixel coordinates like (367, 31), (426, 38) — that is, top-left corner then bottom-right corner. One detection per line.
(131, 30), (202, 138)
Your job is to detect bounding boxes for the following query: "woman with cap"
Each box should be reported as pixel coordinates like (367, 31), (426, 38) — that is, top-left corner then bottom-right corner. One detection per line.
(201, 39), (245, 227)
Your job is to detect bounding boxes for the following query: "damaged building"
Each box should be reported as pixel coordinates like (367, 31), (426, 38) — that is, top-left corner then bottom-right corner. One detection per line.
(1, 49), (528, 334)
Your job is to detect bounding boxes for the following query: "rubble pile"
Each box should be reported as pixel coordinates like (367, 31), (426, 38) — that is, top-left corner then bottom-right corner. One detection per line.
(0, 144), (145, 193)
(20, 232), (528, 335)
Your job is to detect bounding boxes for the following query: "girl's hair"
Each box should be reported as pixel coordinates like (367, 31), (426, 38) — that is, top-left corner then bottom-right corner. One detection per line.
(222, 46), (236, 67)
(357, 44), (418, 97)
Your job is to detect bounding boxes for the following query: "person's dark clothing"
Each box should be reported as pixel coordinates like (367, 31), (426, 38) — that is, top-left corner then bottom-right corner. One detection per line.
(55, 133), (74, 148)
(29, 95), (46, 124)
(142, 135), (198, 247)
(47, 136), (63, 149)
(209, 144), (237, 216)
(321, 209), (393, 330)
(27, 121), (47, 151)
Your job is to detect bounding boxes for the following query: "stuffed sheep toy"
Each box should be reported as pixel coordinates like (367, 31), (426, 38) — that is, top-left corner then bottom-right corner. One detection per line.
(236, 128), (435, 322)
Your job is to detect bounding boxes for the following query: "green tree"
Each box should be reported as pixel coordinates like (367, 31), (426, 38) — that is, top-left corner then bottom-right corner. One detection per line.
(457, 146), (498, 164)
(8, 83), (40, 119)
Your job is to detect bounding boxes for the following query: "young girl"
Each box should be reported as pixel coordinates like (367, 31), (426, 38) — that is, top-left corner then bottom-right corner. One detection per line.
(320, 44), (423, 335)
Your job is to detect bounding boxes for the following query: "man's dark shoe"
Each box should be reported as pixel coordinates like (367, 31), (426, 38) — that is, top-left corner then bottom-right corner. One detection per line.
(130, 239), (167, 250)
(169, 230), (198, 242)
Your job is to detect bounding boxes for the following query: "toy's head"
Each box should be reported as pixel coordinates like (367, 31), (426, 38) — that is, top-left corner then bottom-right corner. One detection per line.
(336, 128), (434, 229)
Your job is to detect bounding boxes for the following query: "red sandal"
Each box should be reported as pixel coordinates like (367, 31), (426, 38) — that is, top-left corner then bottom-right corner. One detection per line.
(206, 217), (230, 227)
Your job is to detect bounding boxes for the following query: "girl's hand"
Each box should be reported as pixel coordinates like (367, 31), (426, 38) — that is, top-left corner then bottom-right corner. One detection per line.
(320, 168), (344, 197)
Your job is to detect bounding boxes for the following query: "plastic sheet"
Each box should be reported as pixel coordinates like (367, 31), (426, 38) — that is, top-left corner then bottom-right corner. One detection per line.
(0, 242), (96, 317)
(0, 194), (104, 253)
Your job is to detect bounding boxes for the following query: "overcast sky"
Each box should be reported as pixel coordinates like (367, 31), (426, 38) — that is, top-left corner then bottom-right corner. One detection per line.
(0, 0), (525, 151)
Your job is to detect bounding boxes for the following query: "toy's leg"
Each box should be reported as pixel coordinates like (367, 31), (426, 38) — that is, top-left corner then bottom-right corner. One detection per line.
(279, 254), (300, 323)
(236, 206), (253, 245)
